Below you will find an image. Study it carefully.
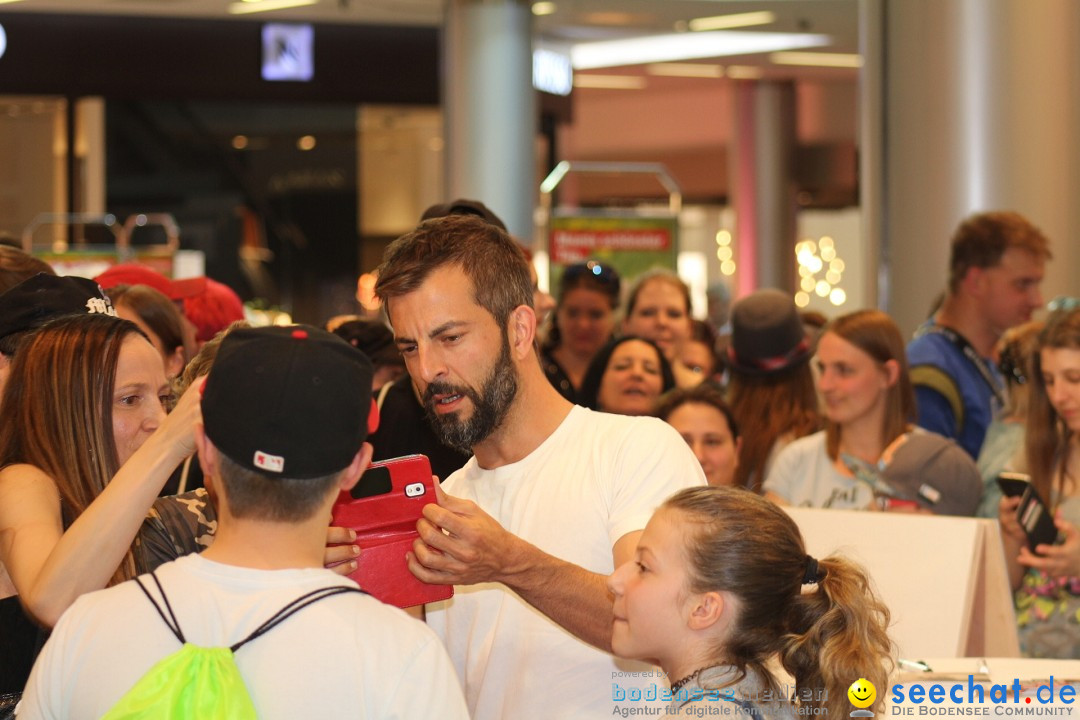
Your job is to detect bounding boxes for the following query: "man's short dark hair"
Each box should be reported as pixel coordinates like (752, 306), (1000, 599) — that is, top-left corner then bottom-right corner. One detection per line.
(217, 453), (341, 522)
(375, 215), (533, 330)
(948, 211), (1051, 293)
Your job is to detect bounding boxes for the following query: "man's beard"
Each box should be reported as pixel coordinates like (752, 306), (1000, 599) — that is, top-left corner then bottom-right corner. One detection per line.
(422, 338), (518, 454)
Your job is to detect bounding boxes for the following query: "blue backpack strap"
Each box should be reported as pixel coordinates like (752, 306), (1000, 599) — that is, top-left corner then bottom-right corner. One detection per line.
(133, 573), (186, 645)
(230, 586), (364, 653)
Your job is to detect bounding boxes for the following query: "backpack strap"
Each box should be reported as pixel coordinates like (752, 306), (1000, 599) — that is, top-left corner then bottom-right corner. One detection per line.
(134, 572), (362, 652)
(230, 585), (363, 653)
(909, 364), (965, 436)
(914, 323), (1006, 406)
(134, 573), (186, 645)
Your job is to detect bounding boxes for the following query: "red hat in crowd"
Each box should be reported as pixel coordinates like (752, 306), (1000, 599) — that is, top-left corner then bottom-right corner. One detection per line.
(182, 278), (245, 343)
(94, 263), (206, 301)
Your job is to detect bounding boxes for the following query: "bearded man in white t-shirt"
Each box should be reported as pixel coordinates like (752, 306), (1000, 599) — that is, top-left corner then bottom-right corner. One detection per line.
(375, 214), (706, 720)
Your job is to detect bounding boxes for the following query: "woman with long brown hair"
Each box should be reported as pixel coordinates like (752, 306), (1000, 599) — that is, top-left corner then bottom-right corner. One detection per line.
(764, 309), (980, 514)
(0, 313), (201, 627)
(1001, 308), (1080, 657)
(578, 335), (676, 416)
(608, 486), (893, 718)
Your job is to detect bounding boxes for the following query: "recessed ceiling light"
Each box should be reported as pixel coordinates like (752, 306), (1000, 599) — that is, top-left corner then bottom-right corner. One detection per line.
(573, 75), (647, 90)
(688, 11), (776, 32)
(228, 0), (319, 15)
(646, 63), (724, 78)
(770, 51), (863, 68)
(532, 2), (556, 16)
(571, 31), (830, 70)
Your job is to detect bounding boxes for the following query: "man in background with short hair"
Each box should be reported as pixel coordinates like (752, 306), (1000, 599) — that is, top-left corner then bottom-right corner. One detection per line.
(907, 211), (1050, 459)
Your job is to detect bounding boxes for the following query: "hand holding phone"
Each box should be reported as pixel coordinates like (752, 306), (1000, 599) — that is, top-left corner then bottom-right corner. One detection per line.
(996, 473), (1059, 552)
(1017, 518), (1080, 579)
(331, 455), (453, 608)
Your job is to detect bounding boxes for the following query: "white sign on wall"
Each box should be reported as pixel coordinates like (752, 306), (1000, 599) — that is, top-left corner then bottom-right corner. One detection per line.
(262, 23), (314, 82)
(533, 47), (572, 96)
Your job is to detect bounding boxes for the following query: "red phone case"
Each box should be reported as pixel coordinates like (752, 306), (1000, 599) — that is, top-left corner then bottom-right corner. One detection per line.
(331, 455), (454, 609)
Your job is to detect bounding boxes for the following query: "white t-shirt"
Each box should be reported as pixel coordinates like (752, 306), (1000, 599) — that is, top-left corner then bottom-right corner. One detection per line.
(20, 554), (469, 720)
(763, 431), (873, 510)
(426, 405), (706, 720)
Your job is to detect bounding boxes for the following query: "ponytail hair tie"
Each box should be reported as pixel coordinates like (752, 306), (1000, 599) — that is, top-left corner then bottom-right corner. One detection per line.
(802, 555), (822, 585)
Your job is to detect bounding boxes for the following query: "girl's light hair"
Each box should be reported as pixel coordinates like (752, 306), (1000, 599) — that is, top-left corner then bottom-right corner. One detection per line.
(1027, 309), (1080, 505)
(996, 321), (1043, 419)
(665, 486), (893, 717)
(174, 320), (249, 398)
(0, 313), (143, 585)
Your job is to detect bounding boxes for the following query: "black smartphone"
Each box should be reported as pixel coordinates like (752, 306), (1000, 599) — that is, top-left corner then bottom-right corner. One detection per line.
(997, 471), (1032, 499)
(997, 473), (1059, 551)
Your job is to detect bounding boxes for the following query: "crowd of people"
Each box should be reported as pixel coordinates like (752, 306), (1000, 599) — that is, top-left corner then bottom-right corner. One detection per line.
(0, 204), (1074, 718)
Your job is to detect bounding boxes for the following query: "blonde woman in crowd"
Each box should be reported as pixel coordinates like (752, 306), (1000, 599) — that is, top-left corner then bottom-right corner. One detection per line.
(623, 269), (701, 388)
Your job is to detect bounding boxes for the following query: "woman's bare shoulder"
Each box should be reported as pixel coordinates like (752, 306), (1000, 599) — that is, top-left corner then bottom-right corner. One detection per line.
(0, 464), (60, 509)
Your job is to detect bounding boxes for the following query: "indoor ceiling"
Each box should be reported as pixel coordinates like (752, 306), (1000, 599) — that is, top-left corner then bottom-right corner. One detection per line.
(0, 0), (859, 70)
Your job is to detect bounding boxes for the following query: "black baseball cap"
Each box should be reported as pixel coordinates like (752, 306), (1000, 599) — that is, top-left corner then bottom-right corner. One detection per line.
(202, 325), (375, 479)
(0, 273), (116, 344)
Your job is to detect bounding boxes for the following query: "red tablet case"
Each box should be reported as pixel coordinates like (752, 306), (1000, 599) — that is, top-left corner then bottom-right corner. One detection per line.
(331, 455), (454, 609)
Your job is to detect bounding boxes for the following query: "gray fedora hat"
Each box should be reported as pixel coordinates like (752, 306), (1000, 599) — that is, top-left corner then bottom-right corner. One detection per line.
(727, 289), (811, 375)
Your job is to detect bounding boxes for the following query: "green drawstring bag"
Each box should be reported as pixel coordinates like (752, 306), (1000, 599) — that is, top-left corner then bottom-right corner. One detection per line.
(102, 573), (362, 719)
(102, 645), (255, 720)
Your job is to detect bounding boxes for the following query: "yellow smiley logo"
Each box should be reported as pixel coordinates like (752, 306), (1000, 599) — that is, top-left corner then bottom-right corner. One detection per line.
(847, 678), (876, 709)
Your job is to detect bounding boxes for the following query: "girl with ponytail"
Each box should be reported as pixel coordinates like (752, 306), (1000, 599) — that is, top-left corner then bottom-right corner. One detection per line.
(608, 486), (893, 718)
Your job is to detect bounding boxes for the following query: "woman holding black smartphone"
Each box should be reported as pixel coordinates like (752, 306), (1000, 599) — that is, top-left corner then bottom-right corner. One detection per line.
(1001, 307), (1080, 658)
